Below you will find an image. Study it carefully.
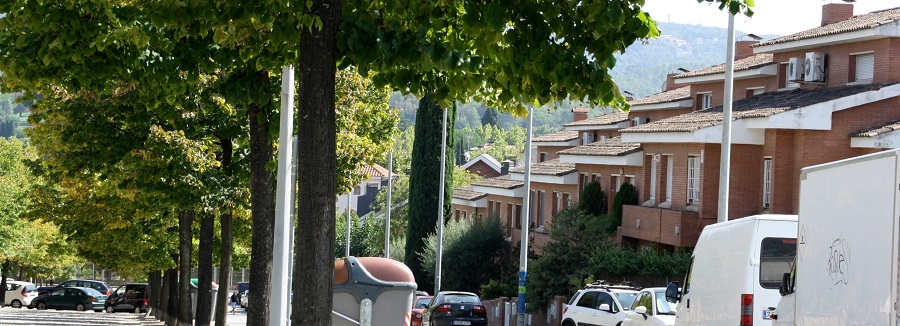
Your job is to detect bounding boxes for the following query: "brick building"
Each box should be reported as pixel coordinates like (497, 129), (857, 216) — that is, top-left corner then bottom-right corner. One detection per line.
(452, 3), (900, 251)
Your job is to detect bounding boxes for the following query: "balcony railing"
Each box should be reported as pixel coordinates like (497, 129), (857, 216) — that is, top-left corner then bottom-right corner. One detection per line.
(618, 204), (712, 247)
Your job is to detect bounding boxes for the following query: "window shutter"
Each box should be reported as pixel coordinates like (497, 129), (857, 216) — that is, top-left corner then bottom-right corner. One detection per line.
(856, 53), (874, 81)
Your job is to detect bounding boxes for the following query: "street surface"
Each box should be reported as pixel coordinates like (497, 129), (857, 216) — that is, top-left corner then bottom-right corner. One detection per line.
(0, 307), (248, 326)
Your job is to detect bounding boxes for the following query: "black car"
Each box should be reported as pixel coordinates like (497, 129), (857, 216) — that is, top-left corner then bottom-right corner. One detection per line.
(422, 291), (487, 326)
(39, 280), (112, 296)
(105, 283), (148, 313)
(29, 287), (107, 312)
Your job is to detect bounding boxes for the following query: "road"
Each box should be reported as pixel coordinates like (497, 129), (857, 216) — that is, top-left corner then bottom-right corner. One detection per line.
(0, 307), (248, 326)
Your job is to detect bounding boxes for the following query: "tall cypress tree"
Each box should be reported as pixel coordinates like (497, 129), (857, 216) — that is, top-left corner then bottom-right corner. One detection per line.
(481, 107), (499, 127)
(405, 93), (455, 292)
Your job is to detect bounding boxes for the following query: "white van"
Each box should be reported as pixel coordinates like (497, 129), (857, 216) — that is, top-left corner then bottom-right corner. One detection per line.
(665, 214), (797, 326)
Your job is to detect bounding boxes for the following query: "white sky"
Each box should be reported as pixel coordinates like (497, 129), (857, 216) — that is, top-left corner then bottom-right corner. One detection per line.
(641, 0), (900, 36)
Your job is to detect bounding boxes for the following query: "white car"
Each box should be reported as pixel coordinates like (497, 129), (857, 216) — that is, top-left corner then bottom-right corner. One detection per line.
(561, 283), (639, 326)
(240, 290), (248, 308)
(4, 281), (39, 308)
(621, 288), (677, 326)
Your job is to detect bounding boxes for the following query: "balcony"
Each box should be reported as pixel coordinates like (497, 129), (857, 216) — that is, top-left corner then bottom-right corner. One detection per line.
(619, 205), (713, 248)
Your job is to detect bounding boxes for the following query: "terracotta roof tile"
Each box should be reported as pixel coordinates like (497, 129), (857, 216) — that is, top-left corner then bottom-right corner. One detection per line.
(563, 111), (628, 127)
(453, 187), (487, 201)
(357, 164), (391, 178)
(622, 83), (898, 133)
(628, 86), (691, 106)
(557, 137), (642, 156)
(755, 7), (900, 47)
(851, 120), (900, 138)
(471, 175), (524, 189)
(673, 54), (774, 79)
(533, 130), (579, 142)
(508, 159), (577, 176)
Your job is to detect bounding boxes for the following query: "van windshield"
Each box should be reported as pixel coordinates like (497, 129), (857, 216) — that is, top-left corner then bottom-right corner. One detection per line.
(760, 237), (797, 289)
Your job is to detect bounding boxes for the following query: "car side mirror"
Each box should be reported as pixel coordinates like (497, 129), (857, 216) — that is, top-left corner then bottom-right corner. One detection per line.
(779, 272), (793, 296)
(635, 306), (648, 319)
(665, 281), (681, 303)
(598, 303), (611, 312)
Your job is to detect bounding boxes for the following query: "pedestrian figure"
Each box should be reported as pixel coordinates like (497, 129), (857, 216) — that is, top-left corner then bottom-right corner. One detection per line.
(230, 291), (238, 314)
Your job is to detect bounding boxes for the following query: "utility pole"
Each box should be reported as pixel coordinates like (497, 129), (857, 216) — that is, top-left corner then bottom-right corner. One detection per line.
(718, 13), (736, 223)
(434, 107), (449, 296)
(385, 151), (393, 258)
(517, 105), (534, 326)
(271, 65), (294, 326)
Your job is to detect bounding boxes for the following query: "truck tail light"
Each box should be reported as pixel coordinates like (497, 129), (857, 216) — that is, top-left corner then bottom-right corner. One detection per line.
(740, 294), (753, 326)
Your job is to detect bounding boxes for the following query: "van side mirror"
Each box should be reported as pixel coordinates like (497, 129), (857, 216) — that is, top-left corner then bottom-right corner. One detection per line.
(665, 281), (681, 303)
(779, 272), (793, 296)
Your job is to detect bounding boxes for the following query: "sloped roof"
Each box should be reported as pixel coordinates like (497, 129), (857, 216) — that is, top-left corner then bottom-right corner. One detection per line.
(622, 83), (898, 133)
(508, 159), (577, 176)
(629, 86), (692, 106)
(755, 7), (900, 47)
(563, 111), (629, 127)
(557, 137), (642, 156)
(470, 175), (524, 189)
(673, 54), (775, 79)
(462, 153), (502, 172)
(358, 164), (391, 178)
(851, 120), (900, 138)
(533, 130), (579, 142)
(453, 187), (487, 201)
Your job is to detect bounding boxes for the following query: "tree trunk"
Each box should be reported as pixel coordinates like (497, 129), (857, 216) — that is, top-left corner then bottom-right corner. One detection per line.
(177, 210), (194, 326)
(291, 0), (341, 324)
(214, 137), (234, 326)
(165, 261), (179, 326)
(149, 270), (161, 318)
(215, 212), (234, 326)
(248, 72), (276, 326)
(196, 213), (214, 325)
(405, 94), (456, 292)
(0, 260), (9, 305)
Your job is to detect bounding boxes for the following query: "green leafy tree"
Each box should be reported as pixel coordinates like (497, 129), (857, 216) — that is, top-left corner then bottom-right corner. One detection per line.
(419, 215), (507, 293)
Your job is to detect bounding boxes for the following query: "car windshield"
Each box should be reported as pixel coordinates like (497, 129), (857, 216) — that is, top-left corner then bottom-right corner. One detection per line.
(83, 288), (103, 296)
(654, 290), (677, 315)
(443, 294), (480, 304)
(415, 297), (431, 307)
(614, 292), (638, 309)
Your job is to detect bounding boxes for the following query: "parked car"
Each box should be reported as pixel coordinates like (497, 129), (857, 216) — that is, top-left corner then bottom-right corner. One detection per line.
(421, 291), (486, 326)
(410, 295), (434, 326)
(560, 282), (640, 326)
(3, 281), (39, 308)
(620, 288), (677, 326)
(29, 287), (107, 312)
(39, 279), (112, 296)
(104, 283), (148, 313)
(237, 282), (249, 308)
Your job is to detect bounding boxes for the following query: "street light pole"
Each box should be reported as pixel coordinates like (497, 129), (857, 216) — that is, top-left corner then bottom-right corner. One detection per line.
(517, 105), (534, 326)
(718, 13), (736, 223)
(385, 151), (393, 258)
(271, 65), (294, 326)
(434, 107), (449, 296)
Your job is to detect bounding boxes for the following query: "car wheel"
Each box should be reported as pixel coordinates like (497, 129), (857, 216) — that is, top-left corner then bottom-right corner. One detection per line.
(37, 302), (46, 310)
(75, 303), (85, 311)
(106, 305), (115, 313)
(10, 300), (22, 308)
(134, 306), (141, 314)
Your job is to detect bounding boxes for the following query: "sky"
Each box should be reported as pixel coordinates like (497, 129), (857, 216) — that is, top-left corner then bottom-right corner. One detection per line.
(641, 0), (900, 36)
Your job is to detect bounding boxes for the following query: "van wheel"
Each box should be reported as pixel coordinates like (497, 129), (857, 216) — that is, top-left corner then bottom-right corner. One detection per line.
(106, 305), (115, 313)
(10, 300), (22, 308)
(75, 303), (85, 311)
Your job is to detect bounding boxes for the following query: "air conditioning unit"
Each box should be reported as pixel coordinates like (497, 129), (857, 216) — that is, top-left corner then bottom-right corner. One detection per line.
(804, 52), (826, 83)
(633, 117), (643, 126)
(788, 57), (804, 82)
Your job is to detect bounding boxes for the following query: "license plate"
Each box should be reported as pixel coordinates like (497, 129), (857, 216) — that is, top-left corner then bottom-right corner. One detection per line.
(762, 310), (775, 320)
(452, 321), (471, 326)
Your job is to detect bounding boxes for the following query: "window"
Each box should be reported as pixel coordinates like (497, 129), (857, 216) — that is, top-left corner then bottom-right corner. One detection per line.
(462, 211), (467, 221)
(507, 203), (513, 235)
(562, 193), (570, 210)
(631, 291), (652, 312)
(580, 173), (589, 195)
(653, 290), (676, 315)
(763, 158), (773, 208)
(594, 292), (616, 312)
(592, 174), (601, 183)
(488, 200), (495, 216)
(538, 191), (545, 227)
(665, 155), (673, 203)
(516, 204), (523, 229)
(576, 292), (599, 308)
(554, 192), (561, 215)
(759, 238), (797, 289)
(683, 256), (694, 296)
(695, 93), (712, 110)
(454, 209), (460, 221)
(687, 156), (700, 204)
(851, 52), (874, 82)
(649, 155), (658, 204)
(539, 152), (548, 163)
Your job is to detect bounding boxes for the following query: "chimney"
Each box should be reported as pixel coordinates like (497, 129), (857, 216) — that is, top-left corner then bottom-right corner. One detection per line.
(501, 160), (511, 175)
(664, 73), (679, 91)
(735, 40), (758, 60)
(571, 107), (589, 122)
(822, 3), (853, 26)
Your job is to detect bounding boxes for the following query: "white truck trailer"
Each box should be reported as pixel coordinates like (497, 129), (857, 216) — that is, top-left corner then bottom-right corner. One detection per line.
(772, 148), (900, 325)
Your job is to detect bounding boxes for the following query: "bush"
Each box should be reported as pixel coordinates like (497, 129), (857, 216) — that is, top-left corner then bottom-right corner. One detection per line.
(420, 214), (507, 293)
(610, 183), (639, 230)
(578, 181), (607, 216)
